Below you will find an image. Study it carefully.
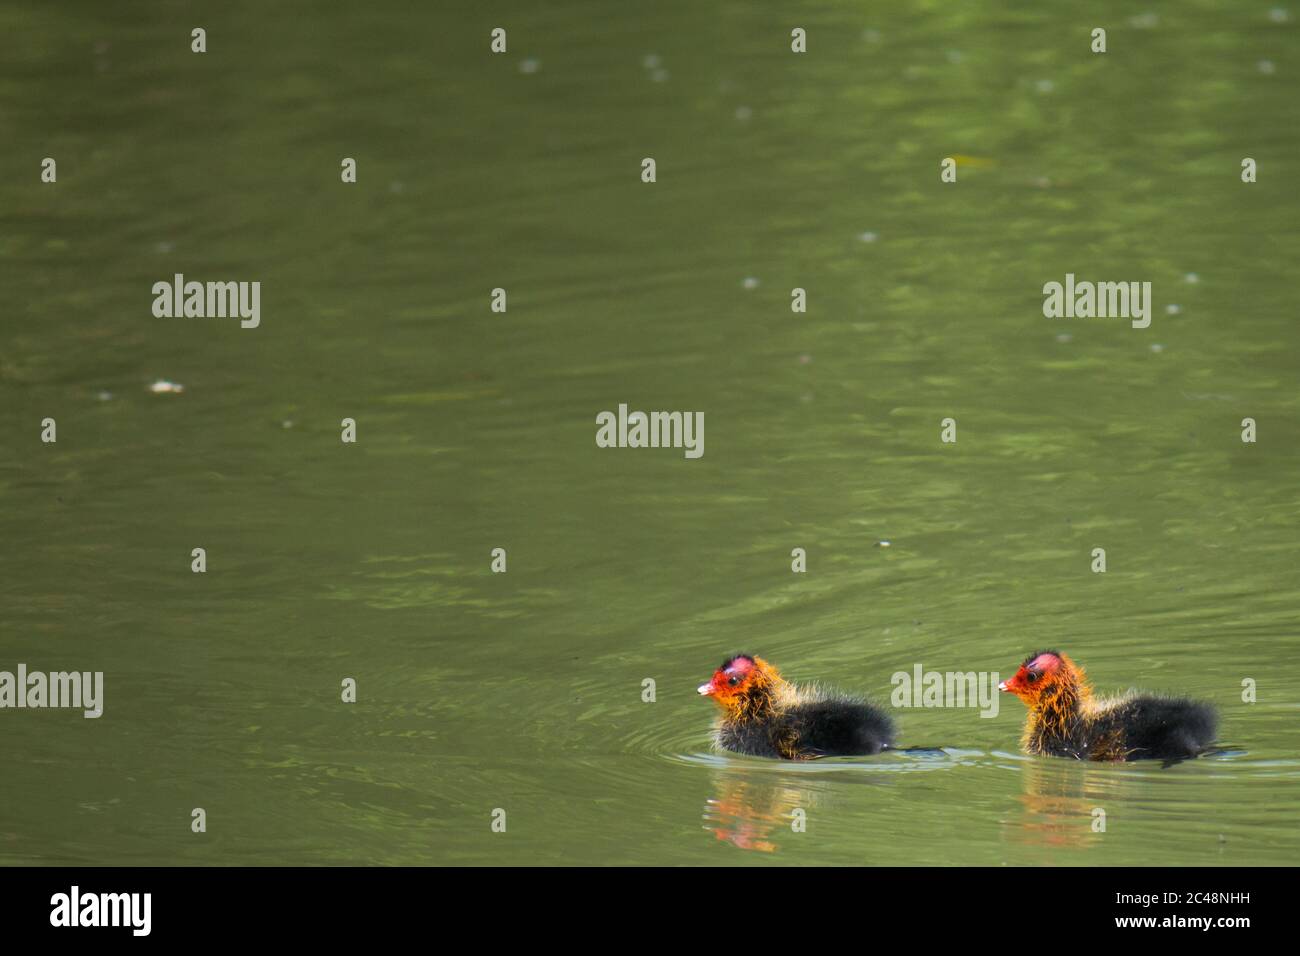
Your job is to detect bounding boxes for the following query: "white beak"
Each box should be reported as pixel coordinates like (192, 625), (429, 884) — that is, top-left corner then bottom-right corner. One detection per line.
(697, 683), (713, 695)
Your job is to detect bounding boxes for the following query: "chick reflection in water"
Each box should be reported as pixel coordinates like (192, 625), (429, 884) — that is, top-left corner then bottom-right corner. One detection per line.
(702, 769), (829, 853)
(1003, 757), (1134, 851)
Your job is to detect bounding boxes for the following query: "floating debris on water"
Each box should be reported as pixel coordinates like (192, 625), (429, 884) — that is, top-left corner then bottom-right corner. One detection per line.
(859, 231), (879, 243)
(1035, 79), (1055, 94)
(1130, 13), (1159, 29)
(1166, 303), (1182, 315)
(876, 539), (893, 548)
(1184, 272), (1200, 284)
(735, 105), (753, 122)
(1269, 8), (1290, 24)
(96, 390), (113, 402)
(1150, 343), (1166, 353)
(149, 380), (184, 394)
(519, 57), (540, 74)
(1258, 59), (1276, 75)
(1056, 332), (1073, 343)
(741, 276), (760, 290)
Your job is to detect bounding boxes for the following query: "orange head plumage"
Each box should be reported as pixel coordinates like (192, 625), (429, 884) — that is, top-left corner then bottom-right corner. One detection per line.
(998, 649), (1088, 708)
(697, 654), (782, 721)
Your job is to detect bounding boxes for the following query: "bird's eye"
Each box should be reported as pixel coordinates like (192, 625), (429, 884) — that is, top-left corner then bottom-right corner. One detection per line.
(728, 676), (741, 686)
(1027, 671), (1038, 683)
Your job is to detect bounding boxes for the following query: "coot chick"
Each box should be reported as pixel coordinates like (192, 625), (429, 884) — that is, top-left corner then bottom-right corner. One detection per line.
(697, 654), (895, 759)
(999, 649), (1217, 762)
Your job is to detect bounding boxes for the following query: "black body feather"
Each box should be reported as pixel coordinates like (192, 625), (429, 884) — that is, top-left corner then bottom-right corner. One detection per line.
(1032, 693), (1218, 762)
(717, 694), (895, 758)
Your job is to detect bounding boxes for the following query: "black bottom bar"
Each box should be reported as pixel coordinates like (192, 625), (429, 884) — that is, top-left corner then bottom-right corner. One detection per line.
(0, 866), (1279, 940)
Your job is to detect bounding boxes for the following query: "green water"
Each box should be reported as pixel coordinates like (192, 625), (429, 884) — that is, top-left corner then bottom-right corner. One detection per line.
(2, 2), (1298, 866)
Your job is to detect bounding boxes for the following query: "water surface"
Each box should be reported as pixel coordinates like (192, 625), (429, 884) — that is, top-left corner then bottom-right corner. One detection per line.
(1, 1), (1297, 865)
